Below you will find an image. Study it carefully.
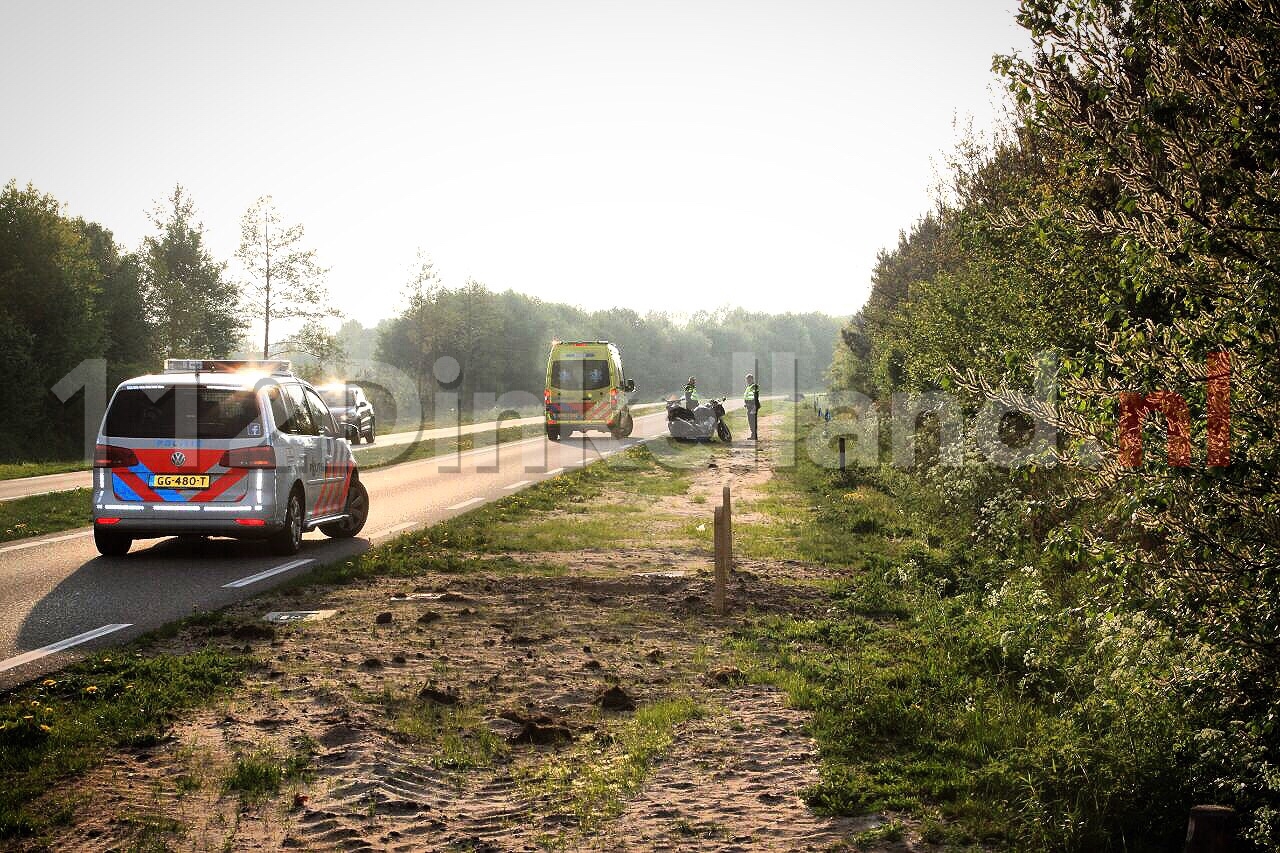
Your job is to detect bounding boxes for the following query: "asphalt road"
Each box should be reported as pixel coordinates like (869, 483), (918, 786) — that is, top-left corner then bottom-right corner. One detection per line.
(0, 402), (756, 689)
(0, 402), (668, 502)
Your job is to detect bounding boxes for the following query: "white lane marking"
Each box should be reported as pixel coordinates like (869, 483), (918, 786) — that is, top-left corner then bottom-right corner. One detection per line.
(0, 529), (93, 555)
(390, 521), (416, 533)
(0, 623), (132, 674)
(447, 497), (484, 511)
(503, 480), (531, 490)
(544, 468), (564, 477)
(221, 558), (313, 589)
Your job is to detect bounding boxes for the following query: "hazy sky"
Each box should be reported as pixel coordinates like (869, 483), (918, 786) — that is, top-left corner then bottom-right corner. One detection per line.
(1, 1), (1028, 326)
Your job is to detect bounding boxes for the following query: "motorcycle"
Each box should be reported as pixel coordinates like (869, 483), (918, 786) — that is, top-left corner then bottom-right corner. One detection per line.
(666, 395), (732, 442)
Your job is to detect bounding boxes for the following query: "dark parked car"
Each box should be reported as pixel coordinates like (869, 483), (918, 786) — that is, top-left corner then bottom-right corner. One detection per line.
(317, 383), (376, 444)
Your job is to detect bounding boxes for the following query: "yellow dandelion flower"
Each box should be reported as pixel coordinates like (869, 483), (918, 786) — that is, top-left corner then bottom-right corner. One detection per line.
(42, 679), (55, 687)
(84, 686), (98, 694)
(39, 724), (51, 733)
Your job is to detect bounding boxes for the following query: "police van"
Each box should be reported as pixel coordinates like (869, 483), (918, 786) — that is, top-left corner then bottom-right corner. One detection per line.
(92, 359), (369, 557)
(543, 340), (635, 440)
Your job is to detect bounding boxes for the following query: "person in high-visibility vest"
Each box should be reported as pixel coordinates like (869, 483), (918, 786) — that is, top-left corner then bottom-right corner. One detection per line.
(683, 376), (699, 408)
(744, 373), (761, 440)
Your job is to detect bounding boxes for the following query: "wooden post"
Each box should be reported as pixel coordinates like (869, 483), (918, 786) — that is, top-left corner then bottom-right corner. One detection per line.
(838, 436), (846, 472)
(1184, 805), (1237, 853)
(722, 484), (732, 572)
(712, 506), (727, 615)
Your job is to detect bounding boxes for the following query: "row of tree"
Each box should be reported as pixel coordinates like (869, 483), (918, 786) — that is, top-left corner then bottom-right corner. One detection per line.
(0, 182), (333, 460)
(827, 0), (1280, 846)
(369, 256), (838, 418)
(0, 181), (838, 459)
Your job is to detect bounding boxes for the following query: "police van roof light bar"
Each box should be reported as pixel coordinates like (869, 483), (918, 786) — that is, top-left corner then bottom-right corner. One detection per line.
(163, 359), (293, 375)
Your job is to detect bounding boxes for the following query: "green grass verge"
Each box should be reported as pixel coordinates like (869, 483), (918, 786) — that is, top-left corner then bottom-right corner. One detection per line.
(300, 444), (695, 587)
(731, 411), (1194, 851)
(0, 489), (92, 544)
(0, 647), (249, 838)
(0, 461), (88, 482)
(356, 423), (533, 470)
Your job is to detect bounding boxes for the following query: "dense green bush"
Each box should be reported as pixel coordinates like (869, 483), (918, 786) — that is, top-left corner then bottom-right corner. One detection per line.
(826, 0), (1280, 843)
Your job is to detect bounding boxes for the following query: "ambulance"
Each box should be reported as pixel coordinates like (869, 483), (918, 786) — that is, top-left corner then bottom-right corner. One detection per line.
(543, 341), (635, 440)
(91, 359), (369, 557)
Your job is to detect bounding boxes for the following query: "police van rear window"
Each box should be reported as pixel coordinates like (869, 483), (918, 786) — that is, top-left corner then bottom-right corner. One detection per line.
(550, 360), (611, 391)
(104, 387), (263, 439)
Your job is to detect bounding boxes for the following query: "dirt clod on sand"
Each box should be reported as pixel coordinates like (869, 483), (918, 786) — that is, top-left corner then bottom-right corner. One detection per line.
(706, 665), (744, 685)
(33, 414), (921, 852)
(595, 684), (637, 712)
(417, 685), (460, 705)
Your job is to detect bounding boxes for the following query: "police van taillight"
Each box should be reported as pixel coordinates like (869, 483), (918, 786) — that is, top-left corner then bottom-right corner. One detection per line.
(94, 443), (137, 468)
(221, 446), (276, 469)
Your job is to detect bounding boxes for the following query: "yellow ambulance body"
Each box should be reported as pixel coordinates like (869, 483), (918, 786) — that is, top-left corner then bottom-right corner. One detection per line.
(543, 340), (635, 440)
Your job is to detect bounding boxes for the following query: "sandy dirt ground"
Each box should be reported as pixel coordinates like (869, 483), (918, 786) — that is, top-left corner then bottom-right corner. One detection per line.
(26, 416), (921, 852)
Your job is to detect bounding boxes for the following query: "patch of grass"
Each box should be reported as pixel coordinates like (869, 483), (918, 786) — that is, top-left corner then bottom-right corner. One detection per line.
(223, 752), (282, 802)
(173, 773), (201, 795)
(222, 739), (315, 803)
(0, 488), (91, 543)
(0, 460), (87, 481)
(850, 819), (906, 849)
(118, 811), (185, 852)
(524, 698), (704, 836)
(0, 648), (249, 839)
(393, 700), (507, 770)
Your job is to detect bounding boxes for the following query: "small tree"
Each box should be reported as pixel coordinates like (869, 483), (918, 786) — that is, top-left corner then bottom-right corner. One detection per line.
(142, 185), (244, 359)
(237, 195), (336, 358)
(376, 252), (444, 412)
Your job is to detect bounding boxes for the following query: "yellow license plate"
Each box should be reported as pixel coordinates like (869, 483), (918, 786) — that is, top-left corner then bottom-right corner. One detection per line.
(151, 474), (210, 489)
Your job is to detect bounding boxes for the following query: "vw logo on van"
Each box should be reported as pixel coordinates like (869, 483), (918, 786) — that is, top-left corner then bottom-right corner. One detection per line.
(170, 450), (187, 467)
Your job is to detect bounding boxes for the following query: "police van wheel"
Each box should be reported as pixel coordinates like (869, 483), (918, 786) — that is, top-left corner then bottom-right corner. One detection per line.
(269, 490), (304, 556)
(546, 425), (560, 442)
(621, 411), (634, 438)
(321, 480), (369, 539)
(94, 529), (132, 557)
